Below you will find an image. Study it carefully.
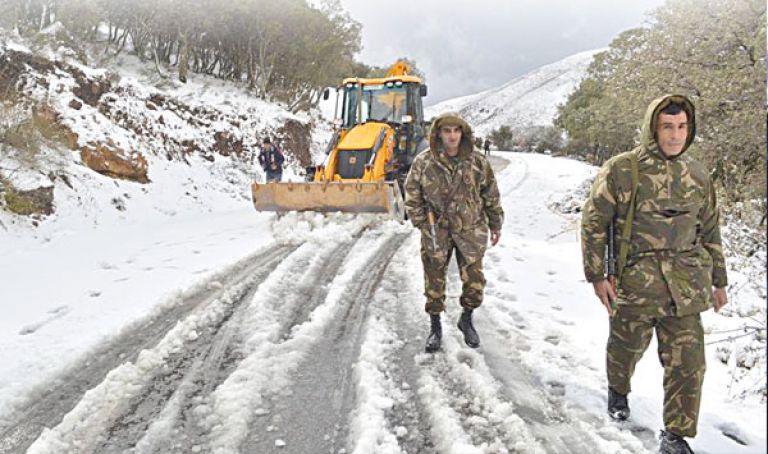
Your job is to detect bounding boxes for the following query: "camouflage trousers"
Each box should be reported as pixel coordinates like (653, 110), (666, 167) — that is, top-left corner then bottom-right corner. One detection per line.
(607, 306), (706, 437)
(420, 231), (486, 315)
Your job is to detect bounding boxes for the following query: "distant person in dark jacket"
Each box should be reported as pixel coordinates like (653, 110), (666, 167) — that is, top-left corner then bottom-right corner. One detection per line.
(258, 137), (284, 182)
(483, 138), (491, 157)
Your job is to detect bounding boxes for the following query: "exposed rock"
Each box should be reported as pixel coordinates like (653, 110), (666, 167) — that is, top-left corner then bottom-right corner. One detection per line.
(0, 49), (108, 109)
(180, 139), (201, 156)
(32, 103), (79, 150)
(0, 50), (56, 103)
(4, 185), (54, 216)
(80, 145), (150, 184)
(213, 130), (243, 157)
(149, 93), (166, 106)
(71, 71), (110, 107)
(277, 119), (311, 167)
(69, 99), (82, 110)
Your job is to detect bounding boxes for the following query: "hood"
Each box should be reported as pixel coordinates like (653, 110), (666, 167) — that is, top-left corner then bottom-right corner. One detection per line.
(429, 112), (475, 161)
(640, 94), (696, 160)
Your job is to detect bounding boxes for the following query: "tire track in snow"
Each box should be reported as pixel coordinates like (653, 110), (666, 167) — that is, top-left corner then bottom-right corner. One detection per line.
(413, 329), (545, 454)
(499, 154), (529, 196)
(23, 245), (294, 454)
(348, 232), (438, 454)
(0, 244), (293, 454)
(90, 240), (327, 454)
(134, 236), (361, 454)
(237, 229), (410, 454)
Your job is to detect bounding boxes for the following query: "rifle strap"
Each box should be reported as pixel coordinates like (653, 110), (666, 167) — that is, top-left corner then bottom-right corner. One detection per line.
(616, 151), (639, 286)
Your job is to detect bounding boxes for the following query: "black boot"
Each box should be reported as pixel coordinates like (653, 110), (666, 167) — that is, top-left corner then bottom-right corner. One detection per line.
(659, 430), (694, 454)
(425, 314), (442, 353)
(457, 308), (480, 348)
(608, 387), (630, 421)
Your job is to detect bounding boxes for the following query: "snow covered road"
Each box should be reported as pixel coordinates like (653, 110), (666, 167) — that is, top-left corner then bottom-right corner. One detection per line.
(1, 153), (764, 453)
(1, 243), (296, 453)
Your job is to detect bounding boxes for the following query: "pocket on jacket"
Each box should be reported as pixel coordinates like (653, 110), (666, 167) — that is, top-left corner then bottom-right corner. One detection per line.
(620, 257), (667, 298)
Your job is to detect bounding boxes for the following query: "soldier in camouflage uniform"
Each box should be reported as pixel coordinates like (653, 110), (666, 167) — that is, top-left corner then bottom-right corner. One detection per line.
(581, 95), (729, 454)
(404, 112), (504, 353)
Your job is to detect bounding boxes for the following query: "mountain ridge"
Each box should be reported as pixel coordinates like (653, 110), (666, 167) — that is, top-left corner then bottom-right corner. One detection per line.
(425, 49), (602, 136)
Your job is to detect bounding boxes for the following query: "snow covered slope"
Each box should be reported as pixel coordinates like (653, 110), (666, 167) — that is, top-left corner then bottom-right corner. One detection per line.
(425, 50), (600, 136)
(0, 31), (323, 237)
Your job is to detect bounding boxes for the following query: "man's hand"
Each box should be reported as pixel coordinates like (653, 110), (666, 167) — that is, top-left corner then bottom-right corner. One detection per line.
(491, 230), (501, 246)
(713, 287), (728, 312)
(490, 229), (501, 246)
(593, 279), (617, 316)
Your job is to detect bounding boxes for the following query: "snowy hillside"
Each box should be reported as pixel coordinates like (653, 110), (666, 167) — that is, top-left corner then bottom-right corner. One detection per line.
(425, 50), (600, 136)
(0, 30), (327, 236)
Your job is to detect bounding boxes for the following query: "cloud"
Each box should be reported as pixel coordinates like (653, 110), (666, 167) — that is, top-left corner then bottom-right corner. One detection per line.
(339, 0), (665, 104)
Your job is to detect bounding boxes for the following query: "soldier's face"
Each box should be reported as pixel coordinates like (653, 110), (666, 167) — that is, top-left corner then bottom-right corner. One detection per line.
(656, 112), (688, 157)
(439, 125), (462, 155)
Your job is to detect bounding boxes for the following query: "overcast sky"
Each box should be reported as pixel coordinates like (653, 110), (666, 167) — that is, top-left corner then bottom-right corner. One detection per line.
(338, 0), (667, 105)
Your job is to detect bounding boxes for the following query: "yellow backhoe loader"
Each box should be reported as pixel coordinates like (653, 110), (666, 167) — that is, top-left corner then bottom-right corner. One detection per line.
(251, 61), (429, 221)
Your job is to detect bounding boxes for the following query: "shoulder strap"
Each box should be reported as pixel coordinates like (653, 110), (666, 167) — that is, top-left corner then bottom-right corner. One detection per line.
(616, 151), (639, 286)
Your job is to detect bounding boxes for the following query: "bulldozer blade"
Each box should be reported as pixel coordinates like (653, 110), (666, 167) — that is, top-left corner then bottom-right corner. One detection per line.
(251, 181), (405, 221)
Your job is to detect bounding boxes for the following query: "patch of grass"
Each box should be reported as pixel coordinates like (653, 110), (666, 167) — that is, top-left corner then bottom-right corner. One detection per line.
(4, 187), (38, 215)
(0, 176), (54, 216)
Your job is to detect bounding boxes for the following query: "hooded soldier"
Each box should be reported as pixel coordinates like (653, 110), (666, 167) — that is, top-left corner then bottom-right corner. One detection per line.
(404, 112), (503, 353)
(581, 94), (728, 454)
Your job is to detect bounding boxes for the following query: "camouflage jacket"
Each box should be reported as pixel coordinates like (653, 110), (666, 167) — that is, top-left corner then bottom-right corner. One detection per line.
(581, 95), (728, 317)
(405, 112), (504, 262)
